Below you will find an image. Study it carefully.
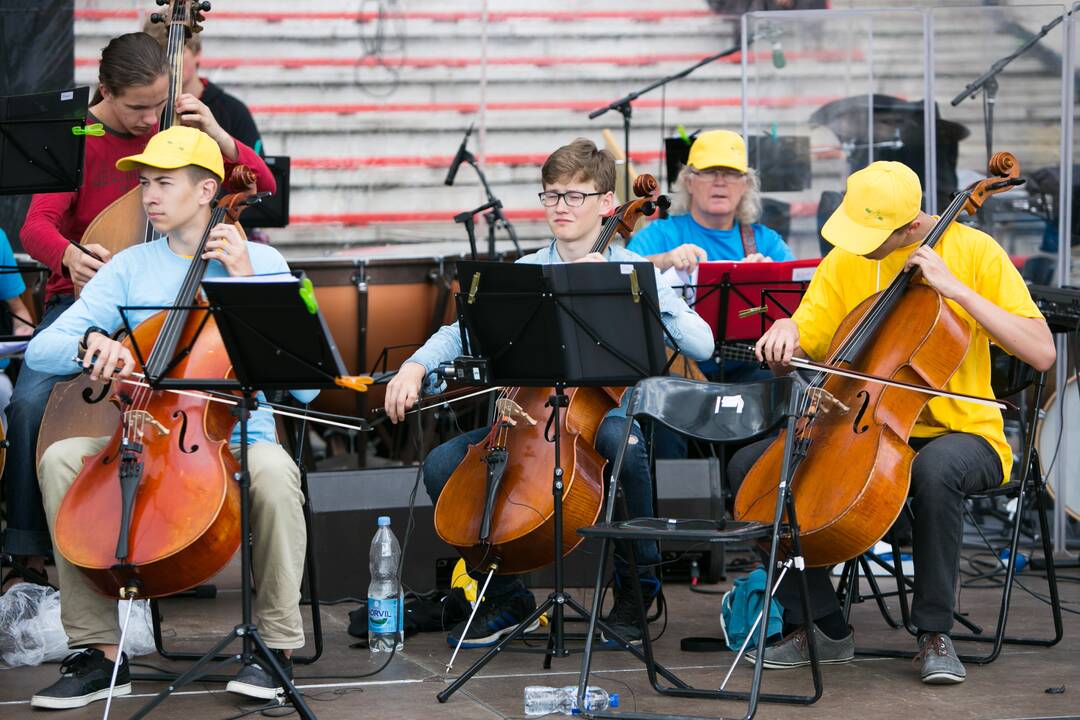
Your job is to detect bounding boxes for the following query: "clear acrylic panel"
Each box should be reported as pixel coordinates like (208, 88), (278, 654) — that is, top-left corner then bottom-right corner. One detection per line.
(741, 5), (1069, 261)
(742, 8), (929, 259)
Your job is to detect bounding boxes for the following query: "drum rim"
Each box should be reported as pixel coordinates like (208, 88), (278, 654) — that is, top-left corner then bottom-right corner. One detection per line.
(1035, 374), (1080, 522)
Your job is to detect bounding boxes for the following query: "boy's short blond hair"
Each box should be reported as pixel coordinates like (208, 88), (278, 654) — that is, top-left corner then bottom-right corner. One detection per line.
(541, 138), (615, 193)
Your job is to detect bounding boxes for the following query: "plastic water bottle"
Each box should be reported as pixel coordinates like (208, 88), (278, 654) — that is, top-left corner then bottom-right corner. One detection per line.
(523, 685), (619, 716)
(368, 516), (403, 653)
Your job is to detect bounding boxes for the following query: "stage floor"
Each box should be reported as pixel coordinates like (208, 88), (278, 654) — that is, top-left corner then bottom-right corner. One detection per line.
(1, 551), (1077, 720)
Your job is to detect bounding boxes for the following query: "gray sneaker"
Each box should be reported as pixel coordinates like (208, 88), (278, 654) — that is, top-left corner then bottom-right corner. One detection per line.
(916, 633), (966, 684)
(745, 625), (854, 669)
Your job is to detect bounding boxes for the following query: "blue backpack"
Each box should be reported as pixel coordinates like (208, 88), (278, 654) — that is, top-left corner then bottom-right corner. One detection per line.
(719, 567), (785, 651)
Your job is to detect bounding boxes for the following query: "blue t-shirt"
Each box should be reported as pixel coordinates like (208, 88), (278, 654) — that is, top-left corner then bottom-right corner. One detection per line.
(0, 229), (27, 370)
(0, 230), (26, 302)
(626, 213), (794, 262)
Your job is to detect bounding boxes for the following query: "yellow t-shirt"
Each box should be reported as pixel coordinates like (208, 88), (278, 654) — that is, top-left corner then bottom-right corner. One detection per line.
(792, 221), (1044, 484)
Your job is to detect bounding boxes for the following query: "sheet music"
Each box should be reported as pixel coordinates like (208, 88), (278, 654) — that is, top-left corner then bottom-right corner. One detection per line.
(202, 272), (297, 285)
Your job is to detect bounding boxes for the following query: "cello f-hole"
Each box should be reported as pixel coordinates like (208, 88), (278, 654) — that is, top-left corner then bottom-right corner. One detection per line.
(172, 409), (200, 454)
(82, 381), (111, 405)
(852, 390), (872, 434)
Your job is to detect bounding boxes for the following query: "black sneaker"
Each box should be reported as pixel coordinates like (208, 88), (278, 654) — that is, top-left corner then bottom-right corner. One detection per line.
(30, 648), (131, 710)
(226, 649), (293, 700)
(447, 589), (539, 648)
(600, 577), (659, 646)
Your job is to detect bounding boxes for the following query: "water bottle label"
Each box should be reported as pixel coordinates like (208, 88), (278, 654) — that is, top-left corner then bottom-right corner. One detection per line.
(368, 597), (400, 634)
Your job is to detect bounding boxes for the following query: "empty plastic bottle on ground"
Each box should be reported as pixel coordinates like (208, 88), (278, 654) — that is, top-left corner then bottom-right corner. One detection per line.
(523, 685), (619, 716)
(368, 516), (403, 652)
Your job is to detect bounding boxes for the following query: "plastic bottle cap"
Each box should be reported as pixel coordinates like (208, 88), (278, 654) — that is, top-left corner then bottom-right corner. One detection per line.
(377, 516), (391, 526)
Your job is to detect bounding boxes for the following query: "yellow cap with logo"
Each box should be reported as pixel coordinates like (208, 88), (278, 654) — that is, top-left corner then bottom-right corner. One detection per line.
(687, 129), (748, 174)
(116, 125), (225, 181)
(821, 161), (922, 256)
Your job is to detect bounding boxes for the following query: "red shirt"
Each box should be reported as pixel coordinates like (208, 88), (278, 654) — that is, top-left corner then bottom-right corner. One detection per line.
(21, 116), (276, 302)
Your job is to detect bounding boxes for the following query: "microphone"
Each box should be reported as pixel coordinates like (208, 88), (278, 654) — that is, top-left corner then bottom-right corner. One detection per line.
(444, 123), (475, 186)
(759, 24), (786, 69)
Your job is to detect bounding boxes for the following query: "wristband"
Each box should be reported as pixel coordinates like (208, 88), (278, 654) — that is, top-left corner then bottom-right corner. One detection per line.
(81, 326), (110, 348)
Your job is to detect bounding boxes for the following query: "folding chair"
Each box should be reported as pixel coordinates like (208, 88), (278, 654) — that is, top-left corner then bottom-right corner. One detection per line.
(841, 353), (1062, 664)
(575, 375), (823, 720)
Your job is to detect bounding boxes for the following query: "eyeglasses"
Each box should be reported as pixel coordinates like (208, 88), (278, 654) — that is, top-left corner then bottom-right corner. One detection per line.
(692, 168), (746, 183)
(538, 190), (603, 208)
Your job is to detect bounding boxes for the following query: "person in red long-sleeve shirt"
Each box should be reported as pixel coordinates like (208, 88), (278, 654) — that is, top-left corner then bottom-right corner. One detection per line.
(2, 32), (276, 593)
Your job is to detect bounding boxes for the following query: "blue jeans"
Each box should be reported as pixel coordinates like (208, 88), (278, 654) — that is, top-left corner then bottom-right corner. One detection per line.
(423, 411), (661, 599)
(1, 295), (77, 556)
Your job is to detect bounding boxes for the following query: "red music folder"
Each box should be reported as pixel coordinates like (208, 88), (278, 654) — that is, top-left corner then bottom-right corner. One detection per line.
(688, 258), (822, 342)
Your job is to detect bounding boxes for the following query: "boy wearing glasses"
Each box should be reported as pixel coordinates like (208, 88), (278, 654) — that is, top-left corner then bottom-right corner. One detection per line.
(627, 130), (794, 273)
(384, 138), (713, 648)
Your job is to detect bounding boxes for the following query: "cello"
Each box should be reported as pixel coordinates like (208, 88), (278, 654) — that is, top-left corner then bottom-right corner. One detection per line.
(52, 166), (260, 600)
(734, 153), (1023, 567)
(434, 175), (670, 576)
(79, 0), (209, 256)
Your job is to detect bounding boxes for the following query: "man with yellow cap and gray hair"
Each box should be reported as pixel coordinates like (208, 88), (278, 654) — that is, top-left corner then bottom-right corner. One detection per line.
(725, 160), (1054, 685)
(627, 129), (794, 272)
(25, 126), (313, 709)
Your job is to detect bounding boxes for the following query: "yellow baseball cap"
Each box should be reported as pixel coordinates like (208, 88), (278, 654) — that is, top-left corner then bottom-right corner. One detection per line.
(686, 130), (747, 173)
(687, 130), (748, 173)
(116, 125), (225, 181)
(821, 161), (922, 255)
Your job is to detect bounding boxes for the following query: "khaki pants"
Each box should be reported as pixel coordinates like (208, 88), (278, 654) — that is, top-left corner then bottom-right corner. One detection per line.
(39, 437), (307, 650)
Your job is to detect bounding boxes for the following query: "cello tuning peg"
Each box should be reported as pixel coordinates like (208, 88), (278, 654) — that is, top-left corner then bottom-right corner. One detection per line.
(200, 1), (212, 10)
(149, 12), (163, 23)
(156, 0), (167, 6)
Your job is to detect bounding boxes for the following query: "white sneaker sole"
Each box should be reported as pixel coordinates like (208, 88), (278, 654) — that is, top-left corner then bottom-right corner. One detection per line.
(31, 683), (131, 709)
(922, 670), (966, 684)
(451, 618), (541, 648)
(744, 653), (854, 669)
(599, 629), (643, 647)
(226, 679), (283, 700)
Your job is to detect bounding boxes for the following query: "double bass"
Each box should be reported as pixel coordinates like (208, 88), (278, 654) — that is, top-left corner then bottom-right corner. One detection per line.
(434, 175), (670, 576)
(52, 167), (259, 599)
(734, 153), (1023, 567)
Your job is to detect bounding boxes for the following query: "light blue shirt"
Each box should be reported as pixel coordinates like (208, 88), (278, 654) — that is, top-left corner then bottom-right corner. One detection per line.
(26, 238), (317, 446)
(406, 240), (715, 394)
(627, 213), (794, 262)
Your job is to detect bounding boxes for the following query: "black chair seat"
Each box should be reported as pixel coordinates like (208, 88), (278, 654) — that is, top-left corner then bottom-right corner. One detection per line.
(578, 518), (776, 543)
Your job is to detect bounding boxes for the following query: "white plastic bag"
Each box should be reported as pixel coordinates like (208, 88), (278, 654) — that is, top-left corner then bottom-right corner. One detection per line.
(0, 583), (156, 667)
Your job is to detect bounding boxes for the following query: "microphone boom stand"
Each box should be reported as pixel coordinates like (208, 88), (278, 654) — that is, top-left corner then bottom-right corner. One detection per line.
(951, 7), (1075, 165)
(588, 38), (748, 201)
(450, 149), (522, 259)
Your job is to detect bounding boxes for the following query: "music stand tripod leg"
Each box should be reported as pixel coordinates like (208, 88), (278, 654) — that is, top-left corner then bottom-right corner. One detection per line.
(130, 392), (317, 720)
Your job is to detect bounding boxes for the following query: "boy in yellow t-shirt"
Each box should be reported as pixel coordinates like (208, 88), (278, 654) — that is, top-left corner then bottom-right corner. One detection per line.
(729, 161), (1054, 685)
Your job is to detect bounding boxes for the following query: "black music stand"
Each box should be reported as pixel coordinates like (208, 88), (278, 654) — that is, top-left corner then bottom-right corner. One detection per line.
(123, 272), (359, 720)
(436, 260), (675, 703)
(0, 86), (89, 195)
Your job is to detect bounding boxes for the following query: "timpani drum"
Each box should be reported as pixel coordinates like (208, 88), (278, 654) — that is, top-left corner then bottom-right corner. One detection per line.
(288, 252), (467, 421)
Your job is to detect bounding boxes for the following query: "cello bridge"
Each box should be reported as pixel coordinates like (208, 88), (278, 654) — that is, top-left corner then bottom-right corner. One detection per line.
(124, 410), (171, 438)
(807, 387), (850, 415)
(494, 398), (538, 426)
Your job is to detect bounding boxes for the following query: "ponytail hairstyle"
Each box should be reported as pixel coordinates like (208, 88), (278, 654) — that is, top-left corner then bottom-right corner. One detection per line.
(91, 32), (169, 105)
